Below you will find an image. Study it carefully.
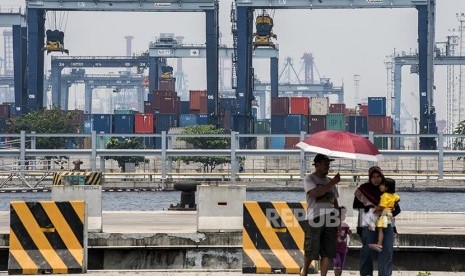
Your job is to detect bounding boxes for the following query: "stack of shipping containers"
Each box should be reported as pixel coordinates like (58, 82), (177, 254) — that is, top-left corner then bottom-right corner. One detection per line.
(309, 97), (329, 134)
(286, 97), (309, 149)
(270, 97), (289, 149)
(326, 103), (346, 131)
(367, 97), (392, 149)
(0, 103), (11, 145)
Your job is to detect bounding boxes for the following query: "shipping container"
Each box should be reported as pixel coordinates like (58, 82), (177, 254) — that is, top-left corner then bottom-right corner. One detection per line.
(345, 108), (357, 117)
(271, 115), (287, 134)
(359, 104), (369, 117)
(329, 103), (346, 114)
(348, 116), (368, 134)
(270, 137), (285, 149)
(189, 90), (208, 114)
(271, 97), (289, 115)
(180, 101), (190, 114)
(134, 113), (154, 134)
(309, 97), (329, 116)
(154, 114), (178, 133)
(308, 115), (326, 134)
(286, 115), (308, 134)
(179, 114), (198, 127)
(255, 119), (271, 134)
(374, 137), (389, 150)
(0, 104), (11, 119)
(83, 120), (93, 134)
(159, 96), (180, 114)
(289, 97), (309, 116)
(114, 114), (135, 133)
(284, 137), (300, 150)
(326, 113), (346, 131)
(144, 101), (153, 114)
(159, 78), (176, 92)
(197, 114), (208, 125)
(0, 118), (6, 132)
(368, 116), (392, 134)
(84, 113), (93, 122)
(368, 97), (387, 116)
(3, 102), (16, 118)
(147, 93), (153, 103)
(93, 114), (112, 133)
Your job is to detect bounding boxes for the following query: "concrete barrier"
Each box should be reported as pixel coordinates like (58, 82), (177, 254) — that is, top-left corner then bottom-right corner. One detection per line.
(8, 201), (87, 274)
(52, 185), (102, 232)
(197, 184), (245, 232)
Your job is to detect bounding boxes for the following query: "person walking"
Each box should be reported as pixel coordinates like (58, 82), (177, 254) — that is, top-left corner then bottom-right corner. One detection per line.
(301, 154), (340, 276)
(333, 206), (351, 276)
(353, 167), (398, 276)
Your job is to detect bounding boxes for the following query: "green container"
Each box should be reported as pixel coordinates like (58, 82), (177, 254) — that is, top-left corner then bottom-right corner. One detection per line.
(374, 137), (389, 150)
(326, 113), (346, 131)
(255, 119), (271, 134)
(62, 175), (85, 185)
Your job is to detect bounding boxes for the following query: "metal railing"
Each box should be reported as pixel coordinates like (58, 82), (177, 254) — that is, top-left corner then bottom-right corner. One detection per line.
(0, 131), (465, 182)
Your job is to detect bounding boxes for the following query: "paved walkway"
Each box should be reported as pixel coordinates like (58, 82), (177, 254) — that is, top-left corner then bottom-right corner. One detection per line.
(1, 211), (464, 234)
(0, 270), (461, 275)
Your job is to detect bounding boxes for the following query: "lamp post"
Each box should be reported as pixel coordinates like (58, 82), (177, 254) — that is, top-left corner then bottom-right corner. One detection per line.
(413, 116), (418, 150)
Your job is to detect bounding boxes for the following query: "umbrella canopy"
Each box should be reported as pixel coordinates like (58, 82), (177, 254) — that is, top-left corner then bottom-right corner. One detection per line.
(296, 130), (384, 162)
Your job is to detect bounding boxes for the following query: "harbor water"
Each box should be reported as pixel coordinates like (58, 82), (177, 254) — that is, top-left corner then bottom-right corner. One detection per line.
(1, 190), (464, 212)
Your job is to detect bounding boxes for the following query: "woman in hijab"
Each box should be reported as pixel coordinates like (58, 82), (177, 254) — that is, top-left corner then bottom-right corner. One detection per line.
(353, 166), (396, 276)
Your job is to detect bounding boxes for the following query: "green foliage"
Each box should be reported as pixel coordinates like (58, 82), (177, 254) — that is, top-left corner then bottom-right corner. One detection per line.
(174, 125), (231, 173)
(104, 137), (149, 172)
(452, 121), (465, 160)
(416, 272), (431, 276)
(8, 107), (81, 149)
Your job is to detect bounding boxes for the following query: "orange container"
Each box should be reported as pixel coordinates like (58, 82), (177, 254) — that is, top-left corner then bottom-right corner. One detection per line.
(289, 97), (309, 116)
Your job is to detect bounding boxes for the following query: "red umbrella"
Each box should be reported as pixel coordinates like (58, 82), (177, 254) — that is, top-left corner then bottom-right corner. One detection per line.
(296, 130), (383, 162)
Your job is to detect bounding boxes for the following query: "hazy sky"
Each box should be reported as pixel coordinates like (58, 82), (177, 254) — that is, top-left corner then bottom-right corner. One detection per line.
(1, 0), (465, 127)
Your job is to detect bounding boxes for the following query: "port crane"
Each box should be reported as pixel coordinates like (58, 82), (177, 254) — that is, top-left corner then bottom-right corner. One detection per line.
(233, 0), (436, 148)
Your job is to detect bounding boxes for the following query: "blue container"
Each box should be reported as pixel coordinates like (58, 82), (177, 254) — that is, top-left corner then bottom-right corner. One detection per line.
(155, 114), (178, 133)
(197, 114), (208, 125)
(0, 118), (6, 132)
(142, 137), (154, 149)
(83, 120), (93, 134)
(368, 97), (387, 116)
(271, 115), (287, 134)
(252, 108), (257, 119)
(179, 114), (198, 127)
(270, 137), (285, 149)
(219, 98), (237, 113)
(180, 101), (190, 114)
(114, 114), (135, 133)
(286, 115), (308, 134)
(147, 93), (154, 103)
(348, 116), (368, 134)
(93, 114), (112, 133)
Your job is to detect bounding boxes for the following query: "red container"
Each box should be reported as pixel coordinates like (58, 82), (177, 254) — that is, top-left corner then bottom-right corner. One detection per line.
(189, 90), (207, 113)
(329, 103), (346, 114)
(271, 97), (289, 115)
(159, 78), (176, 92)
(159, 96), (180, 114)
(345, 108), (357, 117)
(385, 116), (393, 134)
(0, 104), (11, 119)
(359, 104), (369, 117)
(368, 116), (388, 134)
(144, 101), (153, 114)
(285, 137), (301, 149)
(308, 115), (326, 134)
(135, 113), (154, 133)
(289, 97), (309, 116)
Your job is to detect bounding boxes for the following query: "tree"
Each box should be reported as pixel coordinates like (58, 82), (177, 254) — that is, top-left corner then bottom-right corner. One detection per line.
(453, 120), (465, 160)
(8, 107), (81, 149)
(174, 125), (231, 172)
(104, 137), (149, 172)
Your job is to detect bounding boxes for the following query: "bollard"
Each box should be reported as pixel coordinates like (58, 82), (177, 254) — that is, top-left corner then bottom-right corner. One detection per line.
(168, 181), (200, 211)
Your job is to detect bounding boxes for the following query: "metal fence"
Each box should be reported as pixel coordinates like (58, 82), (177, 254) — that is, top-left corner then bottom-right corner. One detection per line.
(1, 131), (465, 182)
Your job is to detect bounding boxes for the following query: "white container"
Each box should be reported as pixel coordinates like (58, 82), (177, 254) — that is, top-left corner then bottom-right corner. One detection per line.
(309, 97), (329, 116)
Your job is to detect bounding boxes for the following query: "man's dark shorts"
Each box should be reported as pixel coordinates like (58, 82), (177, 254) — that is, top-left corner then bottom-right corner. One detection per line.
(304, 213), (337, 260)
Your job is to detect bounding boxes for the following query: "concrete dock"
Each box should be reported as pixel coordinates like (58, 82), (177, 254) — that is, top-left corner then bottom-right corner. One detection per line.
(1, 211), (465, 272)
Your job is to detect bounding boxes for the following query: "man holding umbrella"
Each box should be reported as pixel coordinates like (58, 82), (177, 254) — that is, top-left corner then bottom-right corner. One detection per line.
(301, 154), (341, 276)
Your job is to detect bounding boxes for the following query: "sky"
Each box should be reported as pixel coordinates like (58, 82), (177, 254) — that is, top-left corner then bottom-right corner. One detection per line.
(1, 0), (465, 131)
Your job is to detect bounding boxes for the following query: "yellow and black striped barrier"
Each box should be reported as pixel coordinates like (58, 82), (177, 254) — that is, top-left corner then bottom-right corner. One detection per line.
(8, 201), (87, 275)
(52, 172), (102, 186)
(243, 201), (317, 274)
